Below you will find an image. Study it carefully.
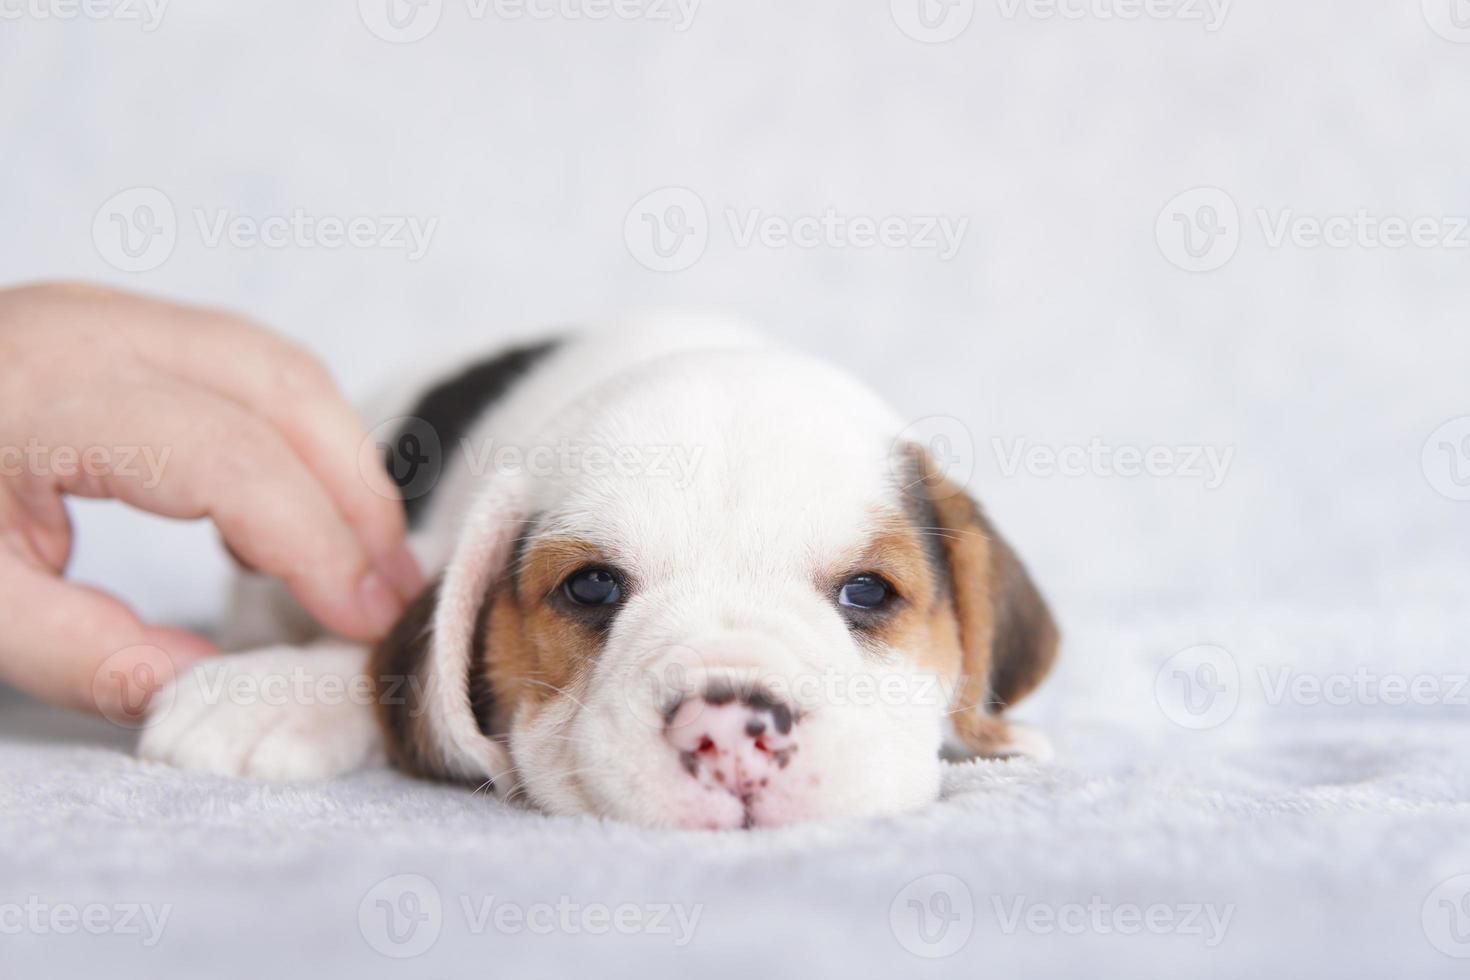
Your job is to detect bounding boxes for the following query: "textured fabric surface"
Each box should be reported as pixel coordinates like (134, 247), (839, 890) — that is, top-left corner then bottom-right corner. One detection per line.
(3, 634), (1469, 980)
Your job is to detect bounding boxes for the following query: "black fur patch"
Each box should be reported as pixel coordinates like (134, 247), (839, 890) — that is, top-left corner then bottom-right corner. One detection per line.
(467, 592), (498, 739)
(386, 339), (561, 528)
(371, 576), (443, 777)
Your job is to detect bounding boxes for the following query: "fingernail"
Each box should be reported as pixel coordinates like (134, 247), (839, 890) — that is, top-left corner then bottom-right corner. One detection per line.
(357, 571), (404, 635)
(378, 544), (426, 601)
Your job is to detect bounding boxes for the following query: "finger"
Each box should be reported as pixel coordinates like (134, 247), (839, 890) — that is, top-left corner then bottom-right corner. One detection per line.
(0, 481), (70, 573)
(0, 554), (215, 720)
(42, 376), (406, 641)
(10, 285), (420, 599)
(69, 289), (420, 598)
(157, 317), (421, 595)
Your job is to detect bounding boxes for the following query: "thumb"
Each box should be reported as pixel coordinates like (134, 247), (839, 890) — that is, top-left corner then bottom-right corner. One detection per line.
(0, 556), (216, 724)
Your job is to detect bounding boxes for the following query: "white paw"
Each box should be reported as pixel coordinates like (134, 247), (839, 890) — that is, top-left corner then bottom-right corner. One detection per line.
(138, 643), (384, 781)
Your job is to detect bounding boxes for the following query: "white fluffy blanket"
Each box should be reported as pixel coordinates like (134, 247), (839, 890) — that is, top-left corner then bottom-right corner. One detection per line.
(5, 602), (1468, 980)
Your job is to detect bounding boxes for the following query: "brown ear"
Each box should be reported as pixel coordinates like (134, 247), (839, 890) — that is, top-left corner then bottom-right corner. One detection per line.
(370, 574), (507, 784)
(906, 448), (1059, 755)
(369, 483), (526, 784)
(370, 579), (447, 779)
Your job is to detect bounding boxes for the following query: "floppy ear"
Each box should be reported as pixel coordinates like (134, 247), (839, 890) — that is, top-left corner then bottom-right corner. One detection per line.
(370, 484), (522, 785)
(905, 447), (1059, 756)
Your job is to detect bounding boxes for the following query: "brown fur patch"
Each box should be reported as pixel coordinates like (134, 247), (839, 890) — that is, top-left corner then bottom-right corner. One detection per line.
(902, 448), (1060, 756)
(484, 537), (611, 728)
(370, 537), (616, 783)
(827, 523), (968, 683)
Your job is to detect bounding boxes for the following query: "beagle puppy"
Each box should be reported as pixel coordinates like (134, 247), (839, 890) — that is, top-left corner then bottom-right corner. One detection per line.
(141, 319), (1058, 829)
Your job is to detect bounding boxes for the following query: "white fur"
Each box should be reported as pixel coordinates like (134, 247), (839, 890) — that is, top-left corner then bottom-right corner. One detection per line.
(139, 643), (382, 780)
(498, 348), (946, 825)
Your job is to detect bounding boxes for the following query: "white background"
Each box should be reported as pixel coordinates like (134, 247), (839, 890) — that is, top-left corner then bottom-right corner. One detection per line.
(3, 0), (1468, 641)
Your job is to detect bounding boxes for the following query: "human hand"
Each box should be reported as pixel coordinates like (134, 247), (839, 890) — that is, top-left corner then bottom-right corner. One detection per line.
(0, 282), (422, 719)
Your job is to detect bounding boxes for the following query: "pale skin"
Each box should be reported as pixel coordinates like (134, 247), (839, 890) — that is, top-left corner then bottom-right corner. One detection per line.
(0, 282), (422, 719)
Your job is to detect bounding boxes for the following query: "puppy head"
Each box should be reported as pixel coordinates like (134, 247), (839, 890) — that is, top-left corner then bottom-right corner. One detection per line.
(377, 349), (1057, 829)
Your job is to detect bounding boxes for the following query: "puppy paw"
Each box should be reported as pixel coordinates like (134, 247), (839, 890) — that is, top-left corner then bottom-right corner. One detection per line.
(138, 643), (384, 781)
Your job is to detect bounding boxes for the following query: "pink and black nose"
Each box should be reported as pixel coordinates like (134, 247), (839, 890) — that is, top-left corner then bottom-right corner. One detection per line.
(664, 682), (799, 799)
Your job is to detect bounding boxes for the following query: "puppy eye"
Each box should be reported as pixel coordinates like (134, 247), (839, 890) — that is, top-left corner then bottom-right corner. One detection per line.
(563, 567), (623, 606)
(838, 573), (892, 610)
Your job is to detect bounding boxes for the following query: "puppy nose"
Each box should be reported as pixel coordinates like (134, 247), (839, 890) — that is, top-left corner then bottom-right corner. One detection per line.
(663, 683), (799, 797)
